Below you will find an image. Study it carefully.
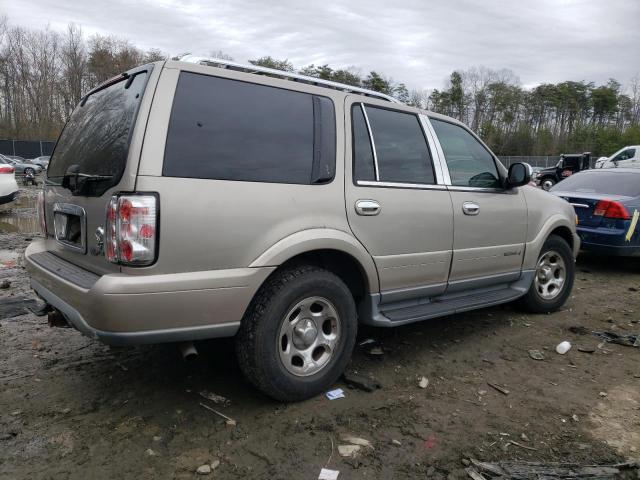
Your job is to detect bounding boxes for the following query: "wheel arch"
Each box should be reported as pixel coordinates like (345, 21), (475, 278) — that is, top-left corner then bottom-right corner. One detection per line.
(523, 214), (579, 270)
(249, 228), (380, 297)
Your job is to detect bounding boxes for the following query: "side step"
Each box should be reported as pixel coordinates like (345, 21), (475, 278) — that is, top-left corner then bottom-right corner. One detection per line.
(363, 271), (534, 327)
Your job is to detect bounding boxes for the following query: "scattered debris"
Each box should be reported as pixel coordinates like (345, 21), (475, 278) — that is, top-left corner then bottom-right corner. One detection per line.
(391, 439), (401, 446)
(337, 444), (361, 457)
(342, 372), (381, 392)
(326, 388), (345, 400)
(506, 440), (538, 451)
(152, 436), (162, 442)
(577, 346), (595, 353)
(358, 338), (376, 346)
(528, 349), (545, 361)
(520, 433), (530, 442)
(199, 390), (231, 406)
(594, 330), (639, 348)
(572, 414), (579, 422)
(487, 382), (509, 395)
(0, 279), (10, 289)
(555, 341), (572, 355)
(599, 391), (608, 397)
(210, 460), (220, 470)
(145, 448), (158, 457)
(466, 458), (639, 479)
(418, 376), (429, 389)
(318, 468), (340, 480)
(196, 464), (211, 475)
(366, 346), (384, 357)
(339, 435), (373, 449)
(199, 402), (237, 426)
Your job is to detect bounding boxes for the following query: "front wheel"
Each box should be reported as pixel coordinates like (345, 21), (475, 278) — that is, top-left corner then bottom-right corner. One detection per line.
(236, 265), (357, 401)
(24, 167), (35, 176)
(540, 177), (556, 191)
(519, 235), (574, 313)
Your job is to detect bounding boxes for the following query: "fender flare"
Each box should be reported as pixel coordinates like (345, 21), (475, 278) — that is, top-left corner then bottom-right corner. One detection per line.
(249, 228), (380, 293)
(523, 214), (578, 269)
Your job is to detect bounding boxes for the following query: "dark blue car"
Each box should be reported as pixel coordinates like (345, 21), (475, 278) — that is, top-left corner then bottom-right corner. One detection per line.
(550, 168), (640, 256)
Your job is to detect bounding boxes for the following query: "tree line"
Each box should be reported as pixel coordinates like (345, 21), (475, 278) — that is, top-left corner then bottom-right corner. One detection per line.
(1, 17), (638, 157)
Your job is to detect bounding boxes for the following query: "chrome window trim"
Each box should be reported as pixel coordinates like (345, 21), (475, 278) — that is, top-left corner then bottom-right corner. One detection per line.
(447, 185), (507, 193)
(418, 114), (447, 185)
(359, 104), (380, 181)
(421, 115), (452, 185)
(357, 180), (447, 191)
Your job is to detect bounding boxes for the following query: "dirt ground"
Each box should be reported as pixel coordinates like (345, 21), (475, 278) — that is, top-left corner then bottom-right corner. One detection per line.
(1, 185), (639, 479)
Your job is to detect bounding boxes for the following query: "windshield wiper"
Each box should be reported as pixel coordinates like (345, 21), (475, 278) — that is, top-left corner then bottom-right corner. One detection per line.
(61, 165), (114, 195)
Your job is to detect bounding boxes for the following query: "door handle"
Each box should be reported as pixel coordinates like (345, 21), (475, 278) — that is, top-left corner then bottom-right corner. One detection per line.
(355, 199), (381, 216)
(462, 201), (480, 215)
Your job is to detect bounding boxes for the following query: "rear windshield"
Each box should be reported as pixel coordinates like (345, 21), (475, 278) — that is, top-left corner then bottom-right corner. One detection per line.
(551, 171), (640, 197)
(48, 69), (150, 193)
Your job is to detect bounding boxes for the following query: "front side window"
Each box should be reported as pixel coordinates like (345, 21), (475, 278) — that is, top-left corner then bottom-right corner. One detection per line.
(352, 104), (434, 184)
(613, 149), (635, 161)
(163, 72), (335, 184)
(430, 118), (500, 188)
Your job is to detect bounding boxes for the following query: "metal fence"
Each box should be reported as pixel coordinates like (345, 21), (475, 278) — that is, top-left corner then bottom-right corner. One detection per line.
(0, 139), (55, 158)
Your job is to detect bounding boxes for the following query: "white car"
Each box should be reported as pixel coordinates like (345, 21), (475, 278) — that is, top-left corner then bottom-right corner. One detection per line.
(595, 145), (640, 169)
(0, 162), (19, 205)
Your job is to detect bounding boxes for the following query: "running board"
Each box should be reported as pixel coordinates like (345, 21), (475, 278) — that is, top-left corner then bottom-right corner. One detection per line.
(360, 271), (534, 327)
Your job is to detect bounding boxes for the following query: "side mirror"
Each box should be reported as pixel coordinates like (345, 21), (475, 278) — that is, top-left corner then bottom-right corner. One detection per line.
(506, 162), (531, 188)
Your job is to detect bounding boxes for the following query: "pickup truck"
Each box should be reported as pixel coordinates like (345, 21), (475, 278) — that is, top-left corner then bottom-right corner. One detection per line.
(535, 152), (591, 191)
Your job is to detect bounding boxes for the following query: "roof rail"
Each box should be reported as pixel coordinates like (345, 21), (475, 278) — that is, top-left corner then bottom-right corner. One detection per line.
(178, 55), (401, 104)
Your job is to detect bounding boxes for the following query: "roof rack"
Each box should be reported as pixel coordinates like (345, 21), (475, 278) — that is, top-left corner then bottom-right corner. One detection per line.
(178, 55), (400, 104)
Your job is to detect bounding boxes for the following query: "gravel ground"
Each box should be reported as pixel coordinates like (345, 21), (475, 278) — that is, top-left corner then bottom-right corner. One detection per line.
(1, 186), (639, 479)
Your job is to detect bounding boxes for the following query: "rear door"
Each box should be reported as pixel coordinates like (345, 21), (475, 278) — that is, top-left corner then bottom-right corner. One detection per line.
(344, 97), (453, 301)
(43, 64), (160, 274)
(428, 117), (527, 288)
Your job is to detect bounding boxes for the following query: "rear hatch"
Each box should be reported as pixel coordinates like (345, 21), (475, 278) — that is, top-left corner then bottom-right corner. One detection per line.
(43, 64), (156, 274)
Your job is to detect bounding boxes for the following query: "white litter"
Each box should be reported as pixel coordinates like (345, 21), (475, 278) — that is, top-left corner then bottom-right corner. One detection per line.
(555, 341), (572, 355)
(338, 444), (361, 457)
(418, 376), (429, 389)
(326, 388), (345, 400)
(318, 468), (340, 480)
(339, 434), (373, 448)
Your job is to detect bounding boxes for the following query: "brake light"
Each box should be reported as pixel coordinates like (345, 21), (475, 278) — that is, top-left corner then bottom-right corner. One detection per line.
(593, 200), (631, 219)
(105, 194), (158, 265)
(0, 165), (14, 174)
(37, 190), (46, 234)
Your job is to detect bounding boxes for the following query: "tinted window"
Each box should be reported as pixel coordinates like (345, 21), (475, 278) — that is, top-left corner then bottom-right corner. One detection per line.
(431, 118), (500, 188)
(364, 106), (434, 184)
(163, 72), (335, 184)
(613, 149), (635, 161)
(48, 71), (149, 189)
(352, 105), (376, 181)
(550, 171), (640, 197)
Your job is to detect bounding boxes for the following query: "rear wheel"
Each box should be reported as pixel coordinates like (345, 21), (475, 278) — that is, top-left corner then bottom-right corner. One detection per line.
(236, 264), (357, 401)
(24, 167), (35, 176)
(519, 235), (574, 313)
(541, 177), (556, 191)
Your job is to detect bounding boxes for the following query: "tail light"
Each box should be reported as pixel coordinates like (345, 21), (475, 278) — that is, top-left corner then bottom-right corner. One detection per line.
(593, 200), (631, 219)
(105, 194), (158, 266)
(37, 190), (46, 234)
(0, 165), (14, 174)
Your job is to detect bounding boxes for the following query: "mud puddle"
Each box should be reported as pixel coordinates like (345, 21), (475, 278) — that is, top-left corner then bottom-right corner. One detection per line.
(0, 189), (39, 234)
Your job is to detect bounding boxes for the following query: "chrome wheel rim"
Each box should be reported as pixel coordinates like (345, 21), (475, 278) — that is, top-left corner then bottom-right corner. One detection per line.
(542, 179), (554, 190)
(535, 250), (566, 300)
(278, 296), (340, 377)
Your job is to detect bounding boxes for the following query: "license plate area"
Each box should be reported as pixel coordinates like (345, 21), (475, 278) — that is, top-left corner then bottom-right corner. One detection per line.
(53, 203), (87, 253)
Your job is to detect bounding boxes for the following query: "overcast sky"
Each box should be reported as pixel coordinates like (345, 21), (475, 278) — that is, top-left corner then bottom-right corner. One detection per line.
(3, 0), (640, 90)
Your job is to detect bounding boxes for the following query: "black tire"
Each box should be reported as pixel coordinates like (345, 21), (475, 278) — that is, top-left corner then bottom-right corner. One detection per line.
(24, 168), (35, 176)
(540, 177), (556, 191)
(519, 234), (574, 313)
(235, 264), (357, 402)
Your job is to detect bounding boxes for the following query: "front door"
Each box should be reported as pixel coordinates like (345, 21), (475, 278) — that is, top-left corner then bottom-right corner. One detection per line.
(344, 97), (454, 302)
(428, 117), (527, 290)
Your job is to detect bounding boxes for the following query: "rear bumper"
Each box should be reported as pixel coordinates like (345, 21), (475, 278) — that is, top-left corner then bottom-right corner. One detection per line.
(577, 226), (640, 257)
(25, 240), (274, 345)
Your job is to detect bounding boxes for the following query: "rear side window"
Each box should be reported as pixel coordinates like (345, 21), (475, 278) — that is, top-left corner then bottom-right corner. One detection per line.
(430, 118), (500, 188)
(352, 104), (434, 184)
(163, 72), (335, 184)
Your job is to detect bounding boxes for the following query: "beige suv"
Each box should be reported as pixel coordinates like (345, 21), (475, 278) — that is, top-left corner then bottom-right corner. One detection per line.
(26, 57), (579, 401)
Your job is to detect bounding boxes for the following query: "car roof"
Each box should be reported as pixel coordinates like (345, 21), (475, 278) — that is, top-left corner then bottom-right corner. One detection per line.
(581, 168), (640, 174)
